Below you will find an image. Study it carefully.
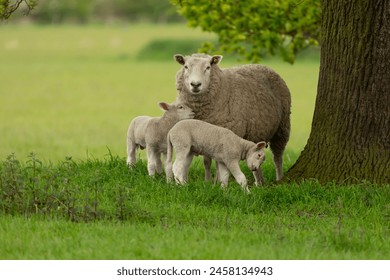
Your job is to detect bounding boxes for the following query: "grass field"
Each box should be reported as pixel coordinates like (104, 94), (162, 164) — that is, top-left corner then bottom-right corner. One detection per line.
(1, 155), (389, 259)
(1, 24), (388, 260)
(0, 24), (319, 161)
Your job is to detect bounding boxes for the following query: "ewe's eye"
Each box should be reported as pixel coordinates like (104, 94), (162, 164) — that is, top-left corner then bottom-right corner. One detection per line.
(206, 66), (211, 70)
(184, 65), (188, 69)
(178, 105), (183, 109)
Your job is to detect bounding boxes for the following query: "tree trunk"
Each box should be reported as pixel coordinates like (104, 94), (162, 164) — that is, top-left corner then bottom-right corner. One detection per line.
(286, 0), (390, 184)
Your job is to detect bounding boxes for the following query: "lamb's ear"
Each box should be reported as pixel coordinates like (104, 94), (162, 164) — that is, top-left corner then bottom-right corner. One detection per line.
(210, 55), (223, 65)
(158, 102), (170, 111)
(174, 54), (185, 65)
(255, 141), (267, 151)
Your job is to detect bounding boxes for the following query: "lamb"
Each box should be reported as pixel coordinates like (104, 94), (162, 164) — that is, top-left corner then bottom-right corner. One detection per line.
(126, 101), (194, 176)
(174, 53), (291, 182)
(166, 119), (267, 192)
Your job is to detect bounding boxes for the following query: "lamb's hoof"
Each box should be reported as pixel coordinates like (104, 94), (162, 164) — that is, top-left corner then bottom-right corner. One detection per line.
(244, 187), (251, 194)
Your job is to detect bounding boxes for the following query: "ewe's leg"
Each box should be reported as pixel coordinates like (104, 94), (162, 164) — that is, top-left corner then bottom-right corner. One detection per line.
(203, 156), (212, 181)
(270, 123), (289, 181)
(273, 152), (283, 181)
(226, 161), (248, 192)
(217, 161), (230, 188)
(252, 167), (265, 186)
(270, 147), (284, 181)
(173, 151), (193, 185)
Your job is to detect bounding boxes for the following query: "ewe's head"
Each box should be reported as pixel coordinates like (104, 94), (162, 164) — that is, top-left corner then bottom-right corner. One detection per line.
(159, 102), (195, 120)
(246, 142), (267, 172)
(174, 53), (222, 95)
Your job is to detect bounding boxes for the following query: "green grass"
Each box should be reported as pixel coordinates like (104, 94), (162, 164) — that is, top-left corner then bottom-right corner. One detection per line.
(0, 24), (318, 161)
(0, 154), (389, 259)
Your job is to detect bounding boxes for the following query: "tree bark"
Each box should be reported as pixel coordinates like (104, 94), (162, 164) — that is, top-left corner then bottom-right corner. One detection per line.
(286, 0), (390, 184)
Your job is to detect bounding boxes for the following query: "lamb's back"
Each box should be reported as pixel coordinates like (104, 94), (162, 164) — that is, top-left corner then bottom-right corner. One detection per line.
(145, 117), (169, 150)
(170, 120), (244, 160)
(130, 116), (151, 147)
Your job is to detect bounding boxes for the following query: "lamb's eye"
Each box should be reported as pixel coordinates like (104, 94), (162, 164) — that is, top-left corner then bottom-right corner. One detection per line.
(178, 105), (183, 109)
(206, 66), (211, 70)
(184, 65), (188, 69)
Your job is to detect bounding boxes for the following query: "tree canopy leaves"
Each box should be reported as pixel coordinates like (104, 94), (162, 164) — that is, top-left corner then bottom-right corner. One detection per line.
(0, 0), (36, 20)
(172, 0), (321, 63)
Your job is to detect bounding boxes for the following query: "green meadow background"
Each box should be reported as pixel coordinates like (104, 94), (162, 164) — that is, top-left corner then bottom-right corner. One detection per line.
(0, 24), (318, 162)
(2, 23), (388, 260)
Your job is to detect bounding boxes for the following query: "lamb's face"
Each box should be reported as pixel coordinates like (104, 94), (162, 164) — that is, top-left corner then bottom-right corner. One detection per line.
(174, 103), (195, 120)
(246, 142), (267, 171)
(159, 101), (195, 120)
(174, 54), (222, 95)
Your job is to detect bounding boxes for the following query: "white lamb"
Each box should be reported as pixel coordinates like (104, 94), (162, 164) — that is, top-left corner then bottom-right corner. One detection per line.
(126, 102), (194, 176)
(166, 119), (267, 192)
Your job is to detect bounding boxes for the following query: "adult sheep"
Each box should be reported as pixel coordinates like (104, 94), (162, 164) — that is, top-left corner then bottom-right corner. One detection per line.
(174, 53), (291, 181)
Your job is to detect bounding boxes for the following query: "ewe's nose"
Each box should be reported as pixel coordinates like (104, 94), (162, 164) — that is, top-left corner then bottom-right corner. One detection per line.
(190, 81), (202, 88)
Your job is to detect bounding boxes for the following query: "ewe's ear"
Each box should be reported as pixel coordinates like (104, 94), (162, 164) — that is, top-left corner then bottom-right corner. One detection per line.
(255, 141), (267, 151)
(158, 102), (170, 111)
(210, 55), (223, 65)
(174, 54), (185, 65)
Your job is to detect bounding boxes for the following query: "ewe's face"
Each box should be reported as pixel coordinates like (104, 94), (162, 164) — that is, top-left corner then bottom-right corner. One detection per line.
(246, 142), (267, 171)
(175, 54), (222, 95)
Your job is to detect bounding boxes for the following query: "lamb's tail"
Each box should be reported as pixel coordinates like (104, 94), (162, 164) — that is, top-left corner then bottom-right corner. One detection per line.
(165, 132), (174, 182)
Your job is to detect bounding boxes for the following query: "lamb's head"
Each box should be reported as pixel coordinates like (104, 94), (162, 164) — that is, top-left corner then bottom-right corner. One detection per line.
(174, 53), (223, 95)
(159, 101), (195, 120)
(246, 141), (267, 171)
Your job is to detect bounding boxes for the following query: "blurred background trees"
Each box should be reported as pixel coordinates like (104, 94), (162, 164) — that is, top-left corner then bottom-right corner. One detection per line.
(2, 0), (321, 63)
(1, 0), (184, 23)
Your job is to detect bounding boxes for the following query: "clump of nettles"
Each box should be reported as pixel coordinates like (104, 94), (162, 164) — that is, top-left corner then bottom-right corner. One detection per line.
(0, 153), (140, 222)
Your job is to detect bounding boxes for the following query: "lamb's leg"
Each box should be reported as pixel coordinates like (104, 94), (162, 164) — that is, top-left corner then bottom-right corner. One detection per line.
(165, 135), (174, 182)
(165, 156), (173, 182)
(173, 151), (193, 184)
(126, 140), (137, 167)
(203, 156), (212, 181)
(146, 146), (159, 176)
(214, 161), (220, 184)
(226, 161), (249, 192)
(161, 153), (167, 176)
(155, 153), (163, 175)
(252, 168), (265, 186)
(216, 161), (229, 188)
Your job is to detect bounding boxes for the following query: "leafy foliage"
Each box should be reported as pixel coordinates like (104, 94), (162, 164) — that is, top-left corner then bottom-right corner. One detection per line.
(172, 0), (321, 63)
(0, 0), (36, 19)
